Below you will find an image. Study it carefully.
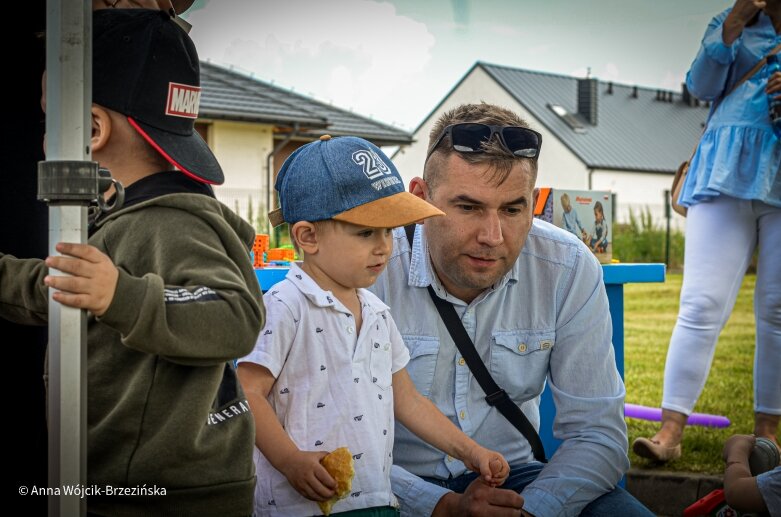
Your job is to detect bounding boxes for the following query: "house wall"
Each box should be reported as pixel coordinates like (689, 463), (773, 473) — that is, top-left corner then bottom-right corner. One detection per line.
(206, 120), (274, 231)
(592, 169), (684, 231)
(393, 67), (588, 191)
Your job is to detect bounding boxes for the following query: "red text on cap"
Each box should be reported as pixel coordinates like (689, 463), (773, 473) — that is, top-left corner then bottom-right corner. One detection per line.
(166, 82), (201, 119)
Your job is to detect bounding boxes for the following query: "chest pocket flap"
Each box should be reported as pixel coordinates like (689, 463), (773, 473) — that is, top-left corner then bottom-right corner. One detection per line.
(490, 331), (555, 402)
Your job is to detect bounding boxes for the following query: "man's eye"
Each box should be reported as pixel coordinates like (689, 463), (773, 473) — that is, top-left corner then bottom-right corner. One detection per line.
(504, 207), (523, 215)
(457, 205), (475, 211)
(358, 230), (373, 238)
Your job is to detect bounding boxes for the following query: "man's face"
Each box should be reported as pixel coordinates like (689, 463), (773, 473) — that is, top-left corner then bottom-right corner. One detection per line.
(422, 153), (536, 303)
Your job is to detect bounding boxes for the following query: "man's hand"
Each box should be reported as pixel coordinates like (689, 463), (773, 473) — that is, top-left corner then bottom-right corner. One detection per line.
(432, 478), (525, 517)
(44, 243), (119, 317)
(278, 450), (337, 502)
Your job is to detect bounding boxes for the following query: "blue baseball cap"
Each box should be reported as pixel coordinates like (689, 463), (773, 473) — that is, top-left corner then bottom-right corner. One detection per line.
(268, 135), (443, 228)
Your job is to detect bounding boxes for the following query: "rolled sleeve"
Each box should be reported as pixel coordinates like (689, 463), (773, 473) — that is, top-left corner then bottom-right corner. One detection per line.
(686, 10), (738, 100)
(391, 464), (451, 517)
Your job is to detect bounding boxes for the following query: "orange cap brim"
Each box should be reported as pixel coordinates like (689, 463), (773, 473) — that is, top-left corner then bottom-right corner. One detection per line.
(332, 191), (444, 228)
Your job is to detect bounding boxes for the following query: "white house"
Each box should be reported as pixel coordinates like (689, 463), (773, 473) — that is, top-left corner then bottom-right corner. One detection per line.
(393, 62), (711, 230)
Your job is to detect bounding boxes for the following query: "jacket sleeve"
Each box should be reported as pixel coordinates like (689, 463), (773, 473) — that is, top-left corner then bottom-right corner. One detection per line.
(686, 10), (738, 101)
(96, 208), (264, 366)
(0, 253), (49, 325)
(522, 248), (629, 517)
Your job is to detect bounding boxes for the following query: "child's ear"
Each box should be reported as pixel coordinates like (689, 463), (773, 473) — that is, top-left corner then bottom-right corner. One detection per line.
(292, 221), (319, 255)
(90, 105), (112, 153)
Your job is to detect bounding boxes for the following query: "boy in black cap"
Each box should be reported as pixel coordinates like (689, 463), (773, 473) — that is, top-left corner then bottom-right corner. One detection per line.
(0, 9), (263, 516)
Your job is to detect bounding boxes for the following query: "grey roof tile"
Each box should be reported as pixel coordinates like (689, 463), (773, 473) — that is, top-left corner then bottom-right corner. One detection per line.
(480, 62), (710, 173)
(199, 62), (412, 146)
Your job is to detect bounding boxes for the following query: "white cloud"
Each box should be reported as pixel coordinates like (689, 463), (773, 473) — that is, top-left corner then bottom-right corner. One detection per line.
(187, 0), (435, 127)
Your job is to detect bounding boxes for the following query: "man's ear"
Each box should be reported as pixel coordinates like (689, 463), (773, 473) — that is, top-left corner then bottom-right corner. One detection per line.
(533, 188), (540, 207)
(91, 105), (112, 153)
(291, 221), (319, 255)
(409, 177), (428, 200)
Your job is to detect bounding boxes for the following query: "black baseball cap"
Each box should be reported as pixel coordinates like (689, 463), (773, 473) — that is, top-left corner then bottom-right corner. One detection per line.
(92, 9), (223, 184)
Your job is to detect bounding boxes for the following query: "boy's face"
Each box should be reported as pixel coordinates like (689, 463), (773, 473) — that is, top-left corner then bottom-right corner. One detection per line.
(561, 196), (571, 212)
(310, 221), (393, 290)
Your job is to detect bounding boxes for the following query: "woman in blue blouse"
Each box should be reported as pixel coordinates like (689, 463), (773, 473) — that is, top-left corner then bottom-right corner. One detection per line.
(634, 0), (781, 462)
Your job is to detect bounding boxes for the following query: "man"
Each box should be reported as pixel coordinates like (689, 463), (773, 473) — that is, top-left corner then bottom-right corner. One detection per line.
(2, 10), (263, 515)
(371, 103), (653, 516)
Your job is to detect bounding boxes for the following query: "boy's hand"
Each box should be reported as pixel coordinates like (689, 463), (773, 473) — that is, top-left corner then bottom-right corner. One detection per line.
(463, 445), (510, 486)
(279, 450), (337, 502)
(44, 242), (119, 317)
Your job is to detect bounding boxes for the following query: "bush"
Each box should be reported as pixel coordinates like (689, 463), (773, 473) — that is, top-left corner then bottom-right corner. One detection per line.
(613, 207), (685, 270)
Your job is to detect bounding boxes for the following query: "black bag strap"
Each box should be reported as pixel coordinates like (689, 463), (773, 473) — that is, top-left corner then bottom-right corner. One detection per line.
(404, 225), (547, 463)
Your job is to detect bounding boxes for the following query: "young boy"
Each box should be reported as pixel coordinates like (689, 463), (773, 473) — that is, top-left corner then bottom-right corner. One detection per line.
(238, 135), (510, 516)
(1, 10), (263, 515)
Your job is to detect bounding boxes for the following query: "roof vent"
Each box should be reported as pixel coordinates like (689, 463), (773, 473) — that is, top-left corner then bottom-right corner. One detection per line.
(606, 81), (613, 95)
(548, 104), (586, 133)
(577, 78), (598, 125)
(631, 86), (638, 98)
(682, 83), (694, 106)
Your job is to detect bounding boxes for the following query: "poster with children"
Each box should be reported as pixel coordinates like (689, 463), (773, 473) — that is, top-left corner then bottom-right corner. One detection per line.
(533, 188), (612, 263)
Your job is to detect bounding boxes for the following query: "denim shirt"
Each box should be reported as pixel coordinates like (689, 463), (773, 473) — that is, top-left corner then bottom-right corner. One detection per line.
(370, 220), (629, 517)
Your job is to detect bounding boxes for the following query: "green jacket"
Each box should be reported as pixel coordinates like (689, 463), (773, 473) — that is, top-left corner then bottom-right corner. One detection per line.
(1, 192), (264, 516)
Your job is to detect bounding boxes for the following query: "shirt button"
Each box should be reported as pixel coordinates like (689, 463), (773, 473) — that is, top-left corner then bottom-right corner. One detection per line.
(518, 343), (527, 352)
(458, 358), (466, 366)
(446, 455), (453, 462)
(346, 326), (354, 334)
(459, 410), (466, 420)
(384, 343), (390, 351)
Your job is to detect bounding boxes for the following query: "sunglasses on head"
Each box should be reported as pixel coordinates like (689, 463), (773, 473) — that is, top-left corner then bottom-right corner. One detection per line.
(425, 123), (542, 163)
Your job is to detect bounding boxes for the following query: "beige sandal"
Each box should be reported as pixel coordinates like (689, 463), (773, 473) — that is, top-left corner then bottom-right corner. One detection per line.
(632, 437), (682, 462)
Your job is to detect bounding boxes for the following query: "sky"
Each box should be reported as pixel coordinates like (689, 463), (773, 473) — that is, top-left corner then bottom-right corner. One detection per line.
(183, 0), (734, 133)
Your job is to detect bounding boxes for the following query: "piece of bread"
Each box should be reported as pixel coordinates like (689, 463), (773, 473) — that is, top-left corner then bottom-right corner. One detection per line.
(318, 447), (355, 516)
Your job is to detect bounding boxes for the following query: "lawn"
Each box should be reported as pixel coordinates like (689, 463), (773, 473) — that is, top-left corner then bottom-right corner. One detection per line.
(624, 272), (756, 474)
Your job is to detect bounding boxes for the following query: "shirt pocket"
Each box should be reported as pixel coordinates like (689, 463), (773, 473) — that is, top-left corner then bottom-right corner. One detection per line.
(489, 331), (554, 403)
(369, 339), (394, 391)
(400, 336), (439, 398)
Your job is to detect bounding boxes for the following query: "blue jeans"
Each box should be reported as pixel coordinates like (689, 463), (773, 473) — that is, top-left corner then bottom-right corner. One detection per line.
(421, 463), (654, 516)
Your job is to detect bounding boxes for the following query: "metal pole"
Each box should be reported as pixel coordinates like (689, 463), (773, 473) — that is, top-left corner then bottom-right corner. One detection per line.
(45, 1), (90, 515)
(664, 189), (671, 267)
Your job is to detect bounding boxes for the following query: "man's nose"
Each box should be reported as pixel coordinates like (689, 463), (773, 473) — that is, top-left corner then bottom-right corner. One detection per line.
(477, 211), (503, 246)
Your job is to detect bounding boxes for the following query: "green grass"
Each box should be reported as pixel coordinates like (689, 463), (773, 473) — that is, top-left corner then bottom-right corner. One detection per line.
(624, 273), (756, 474)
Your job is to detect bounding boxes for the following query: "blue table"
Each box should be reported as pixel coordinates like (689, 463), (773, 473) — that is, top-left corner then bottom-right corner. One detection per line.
(538, 263), (666, 456)
(255, 263), (667, 457)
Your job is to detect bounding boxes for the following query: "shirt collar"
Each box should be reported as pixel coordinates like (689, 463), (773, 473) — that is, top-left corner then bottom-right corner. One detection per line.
(407, 224), (518, 300)
(286, 262), (389, 314)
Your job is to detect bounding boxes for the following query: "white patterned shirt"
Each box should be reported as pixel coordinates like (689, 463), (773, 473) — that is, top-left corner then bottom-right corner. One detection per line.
(240, 263), (410, 516)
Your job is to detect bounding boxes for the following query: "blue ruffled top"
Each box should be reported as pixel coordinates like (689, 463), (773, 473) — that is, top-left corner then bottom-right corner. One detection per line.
(680, 9), (781, 208)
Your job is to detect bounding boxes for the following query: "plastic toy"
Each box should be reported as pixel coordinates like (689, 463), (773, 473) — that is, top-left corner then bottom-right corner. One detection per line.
(252, 234), (269, 268)
(625, 403), (730, 428)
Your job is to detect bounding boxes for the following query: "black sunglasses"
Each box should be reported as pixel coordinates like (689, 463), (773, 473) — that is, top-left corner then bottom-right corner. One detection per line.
(425, 123), (542, 163)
